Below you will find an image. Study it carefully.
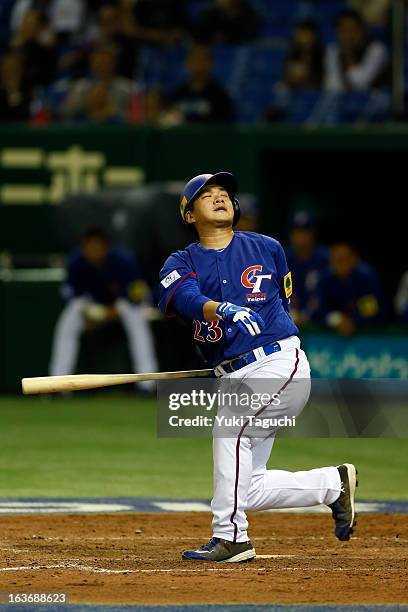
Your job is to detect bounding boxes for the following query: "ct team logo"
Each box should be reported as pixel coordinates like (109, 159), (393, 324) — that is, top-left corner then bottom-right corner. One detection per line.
(241, 265), (272, 302)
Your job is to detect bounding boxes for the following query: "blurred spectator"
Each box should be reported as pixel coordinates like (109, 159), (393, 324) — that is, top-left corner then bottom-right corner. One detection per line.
(9, 0), (49, 32)
(194, 0), (258, 45)
(62, 44), (133, 122)
(317, 243), (384, 336)
(348, 0), (391, 26)
(87, 3), (138, 78)
(129, 0), (188, 46)
(0, 51), (32, 121)
(9, 0), (30, 33)
(83, 82), (118, 123)
(284, 20), (323, 90)
(139, 88), (166, 124)
(394, 271), (408, 323)
(164, 45), (233, 125)
(285, 211), (329, 327)
(324, 9), (389, 92)
(49, 0), (86, 44)
(11, 0), (85, 39)
(49, 226), (158, 391)
(265, 20), (323, 123)
(9, 8), (57, 88)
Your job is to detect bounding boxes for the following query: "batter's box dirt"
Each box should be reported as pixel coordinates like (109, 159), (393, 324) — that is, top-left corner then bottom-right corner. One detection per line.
(0, 513), (406, 605)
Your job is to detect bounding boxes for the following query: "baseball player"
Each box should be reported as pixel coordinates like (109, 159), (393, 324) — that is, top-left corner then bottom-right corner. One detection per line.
(50, 226), (157, 391)
(158, 172), (357, 563)
(317, 242), (385, 336)
(285, 210), (329, 326)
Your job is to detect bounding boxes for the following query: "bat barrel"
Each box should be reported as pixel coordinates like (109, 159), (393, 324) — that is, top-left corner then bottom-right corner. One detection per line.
(21, 369), (213, 395)
(21, 374), (138, 395)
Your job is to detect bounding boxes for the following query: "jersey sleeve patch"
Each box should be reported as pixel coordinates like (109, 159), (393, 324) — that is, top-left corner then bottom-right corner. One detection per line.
(161, 270), (181, 288)
(284, 271), (293, 298)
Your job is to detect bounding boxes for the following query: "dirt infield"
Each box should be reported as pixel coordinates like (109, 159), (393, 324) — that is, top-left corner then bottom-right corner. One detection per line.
(0, 512), (407, 605)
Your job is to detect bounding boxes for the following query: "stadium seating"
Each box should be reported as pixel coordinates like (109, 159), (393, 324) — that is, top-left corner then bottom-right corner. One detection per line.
(0, 0), (393, 125)
(136, 0), (391, 125)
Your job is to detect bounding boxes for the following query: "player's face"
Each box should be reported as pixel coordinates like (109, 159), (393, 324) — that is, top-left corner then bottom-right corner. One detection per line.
(294, 26), (317, 50)
(330, 244), (357, 278)
(338, 17), (363, 49)
(186, 185), (234, 230)
(290, 228), (314, 252)
(82, 237), (109, 267)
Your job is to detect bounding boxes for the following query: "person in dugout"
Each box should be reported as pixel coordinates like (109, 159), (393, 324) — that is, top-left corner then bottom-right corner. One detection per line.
(285, 210), (329, 327)
(49, 226), (157, 390)
(316, 242), (385, 336)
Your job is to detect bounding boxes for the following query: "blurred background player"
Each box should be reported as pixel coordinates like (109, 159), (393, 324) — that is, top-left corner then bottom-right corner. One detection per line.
(285, 210), (329, 327)
(395, 270), (408, 324)
(317, 242), (385, 336)
(49, 226), (157, 391)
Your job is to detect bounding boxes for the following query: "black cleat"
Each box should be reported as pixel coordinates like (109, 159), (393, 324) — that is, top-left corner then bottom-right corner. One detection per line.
(329, 463), (358, 541)
(182, 537), (256, 562)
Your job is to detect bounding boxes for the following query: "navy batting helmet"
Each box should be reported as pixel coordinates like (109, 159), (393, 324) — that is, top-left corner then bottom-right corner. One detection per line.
(179, 172), (240, 226)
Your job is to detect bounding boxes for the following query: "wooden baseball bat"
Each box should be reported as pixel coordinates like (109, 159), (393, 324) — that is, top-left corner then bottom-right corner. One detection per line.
(21, 369), (213, 395)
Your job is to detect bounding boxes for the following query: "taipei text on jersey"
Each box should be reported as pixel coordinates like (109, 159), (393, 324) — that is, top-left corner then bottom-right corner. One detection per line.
(158, 232), (298, 367)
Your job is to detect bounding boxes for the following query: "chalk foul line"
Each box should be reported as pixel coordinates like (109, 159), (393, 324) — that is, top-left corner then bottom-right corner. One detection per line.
(0, 562), (403, 574)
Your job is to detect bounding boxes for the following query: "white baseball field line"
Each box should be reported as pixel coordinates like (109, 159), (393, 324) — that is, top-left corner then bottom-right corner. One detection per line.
(0, 562), (401, 574)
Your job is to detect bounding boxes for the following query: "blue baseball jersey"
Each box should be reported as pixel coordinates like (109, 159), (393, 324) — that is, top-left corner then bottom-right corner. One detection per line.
(317, 261), (385, 324)
(63, 247), (143, 305)
(285, 245), (329, 321)
(158, 231), (298, 367)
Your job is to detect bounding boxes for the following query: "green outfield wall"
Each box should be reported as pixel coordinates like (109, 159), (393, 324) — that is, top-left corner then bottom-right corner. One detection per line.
(1, 124), (408, 253)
